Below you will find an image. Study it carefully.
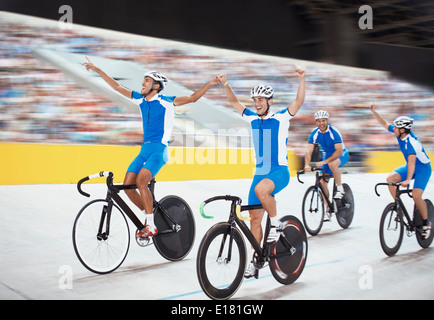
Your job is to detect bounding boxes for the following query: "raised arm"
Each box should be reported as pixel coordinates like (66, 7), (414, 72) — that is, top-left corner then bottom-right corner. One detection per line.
(216, 74), (246, 116)
(287, 67), (305, 116)
(370, 104), (390, 131)
(173, 76), (219, 106)
(82, 56), (132, 98)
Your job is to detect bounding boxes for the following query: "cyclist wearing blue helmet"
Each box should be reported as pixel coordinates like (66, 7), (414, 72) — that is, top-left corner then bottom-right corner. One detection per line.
(370, 104), (432, 239)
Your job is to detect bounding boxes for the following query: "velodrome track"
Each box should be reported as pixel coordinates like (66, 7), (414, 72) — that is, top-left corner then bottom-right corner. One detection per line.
(0, 172), (433, 300)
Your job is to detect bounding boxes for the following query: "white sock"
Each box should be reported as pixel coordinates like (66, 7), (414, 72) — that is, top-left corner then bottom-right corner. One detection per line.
(250, 248), (256, 262)
(337, 185), (344, 193)
(270, 216), (280, 227)
(144, 212), (156, 229)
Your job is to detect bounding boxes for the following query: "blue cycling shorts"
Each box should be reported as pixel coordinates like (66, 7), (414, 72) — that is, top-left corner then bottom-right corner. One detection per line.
(394, 162), (432, 191)
(248, 165), (290, 205)
(126, 142), (169, 178)
(323, 148), (349, 175)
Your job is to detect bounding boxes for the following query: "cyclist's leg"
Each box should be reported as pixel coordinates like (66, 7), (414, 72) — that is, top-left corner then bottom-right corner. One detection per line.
(136, 144), (169, 236)
(388, 165), (407, 199)
(413, 165), (432, 220)
(248, 175), (266, 245)
(124, 152), (146, 210)
(254, 178), (277, 218)
(330, 149), (349, 189)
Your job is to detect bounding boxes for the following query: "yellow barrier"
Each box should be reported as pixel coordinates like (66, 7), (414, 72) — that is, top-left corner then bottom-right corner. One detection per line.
(0, 143), (300, 185)
(365, 151), (434, 173)
(2, 143), (431, 185)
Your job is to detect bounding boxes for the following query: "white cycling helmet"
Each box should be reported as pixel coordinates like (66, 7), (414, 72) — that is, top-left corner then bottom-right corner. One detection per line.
(393, 116), (413, 130)
(314, 110), (329, 120)
(144, 71), (168, 91)
(250, 85), (274, 99)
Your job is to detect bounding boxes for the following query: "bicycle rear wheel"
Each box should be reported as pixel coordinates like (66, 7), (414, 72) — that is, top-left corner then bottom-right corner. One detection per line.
(153, 195), (195, 261)
(302, 186), (324, 236)
(72, 199), (130, 274)
(336, 183), (354, 229)
(270, 215), (308, 285)
(197, 222), (246, 300)
(414, 199), (434, 248)
(379, 203), (404, 256)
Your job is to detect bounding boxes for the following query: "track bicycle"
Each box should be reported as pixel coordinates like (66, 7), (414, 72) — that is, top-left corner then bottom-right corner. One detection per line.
(375, 182), (434, 256)
(72, 171), (195, 274)
(196, 195), (308, 300)
(297, 168), (354, 236)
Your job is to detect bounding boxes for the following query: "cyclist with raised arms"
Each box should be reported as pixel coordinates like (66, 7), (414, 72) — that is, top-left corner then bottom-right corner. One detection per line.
(304, 110), (349, 217)
(370, 104), (432, 239)
(217, 67), (305, 278)
(83, 57), (219, 238)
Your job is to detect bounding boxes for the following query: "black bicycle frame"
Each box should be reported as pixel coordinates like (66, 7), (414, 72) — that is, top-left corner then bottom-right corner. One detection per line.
(298, 169), (337, 211)
(231, 202), (295, 264)
(101, 175), (178, 235)
(376, 183), (416, 230)
(391, 188), (415, 230)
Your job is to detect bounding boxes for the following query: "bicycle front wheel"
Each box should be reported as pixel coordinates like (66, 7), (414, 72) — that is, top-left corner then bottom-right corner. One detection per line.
(154, 195), (195, 261)
(197, 222), (246, 300)
(379, 203), (404, 256)
(270, 215), (308, 285)
(72, 199), (130, 274)
(302, 186), (324, 236)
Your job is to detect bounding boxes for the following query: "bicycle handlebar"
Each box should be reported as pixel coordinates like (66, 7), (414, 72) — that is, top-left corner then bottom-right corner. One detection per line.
(199, 195), (251, 221)
(374, 182), (412, 198)
(77, 171), (112, 197)
(297, 167), (325, 184)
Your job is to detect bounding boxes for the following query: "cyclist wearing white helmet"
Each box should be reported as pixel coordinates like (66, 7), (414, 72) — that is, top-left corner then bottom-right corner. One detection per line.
(304, 110), (349, 213)
(217, 67), (305, 279)
(370, 104), (432, 239)
(83, 56), (219, 238)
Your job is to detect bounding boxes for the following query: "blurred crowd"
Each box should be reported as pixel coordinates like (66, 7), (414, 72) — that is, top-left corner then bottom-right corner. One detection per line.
(1, 18), (433, 158)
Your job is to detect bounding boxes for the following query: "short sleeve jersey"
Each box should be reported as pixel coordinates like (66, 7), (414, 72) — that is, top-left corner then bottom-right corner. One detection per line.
(308, 124), (347, 157)
(243, 107), (294, 168)
(131, 90), (176, 146)
(388, 125), (430, 166)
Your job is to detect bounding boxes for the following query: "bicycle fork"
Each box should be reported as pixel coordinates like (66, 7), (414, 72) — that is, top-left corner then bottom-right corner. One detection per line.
(216, 222), (237, 264)
(97, 200), (113, 241)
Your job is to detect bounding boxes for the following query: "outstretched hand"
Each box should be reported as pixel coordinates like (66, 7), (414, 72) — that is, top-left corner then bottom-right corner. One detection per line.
(82, 56), (97, 72)
(295, 66), (305, 79)
(216, 74), (227, 85)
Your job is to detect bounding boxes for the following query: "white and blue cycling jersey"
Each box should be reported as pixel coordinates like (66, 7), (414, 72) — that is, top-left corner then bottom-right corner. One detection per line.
(308, 124), (347, 157)
(131, 90), (176, 146)
(243, 107), (294, 169)
(243, 107), (294, 205)
(388, 124), (431, 190)
(388, 125), (430, 166)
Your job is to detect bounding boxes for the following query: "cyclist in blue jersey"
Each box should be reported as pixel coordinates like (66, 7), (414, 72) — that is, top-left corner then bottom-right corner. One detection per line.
(304, 110), (349, 217)
(83, 57), (219, 237)
(370, 104), (432, 239)
(217, 67), (305, 278)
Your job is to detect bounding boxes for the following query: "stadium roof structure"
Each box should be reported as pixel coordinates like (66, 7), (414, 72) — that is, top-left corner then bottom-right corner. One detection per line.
(32, 48), (250, 146)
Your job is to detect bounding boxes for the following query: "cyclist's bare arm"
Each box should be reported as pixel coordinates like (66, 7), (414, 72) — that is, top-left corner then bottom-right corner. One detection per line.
(287, 67), (305, 116)
(217, 74), (246, 116)
(174, 76), (219, 106)
(82, 56), (132, 98)
(370, 104), (390, 130)
(304, 143), (315, 171)
(316, 143), (343, 168)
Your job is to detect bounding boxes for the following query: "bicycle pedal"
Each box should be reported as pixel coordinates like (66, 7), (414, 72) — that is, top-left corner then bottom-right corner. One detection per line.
(136, 235), (152, 247)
